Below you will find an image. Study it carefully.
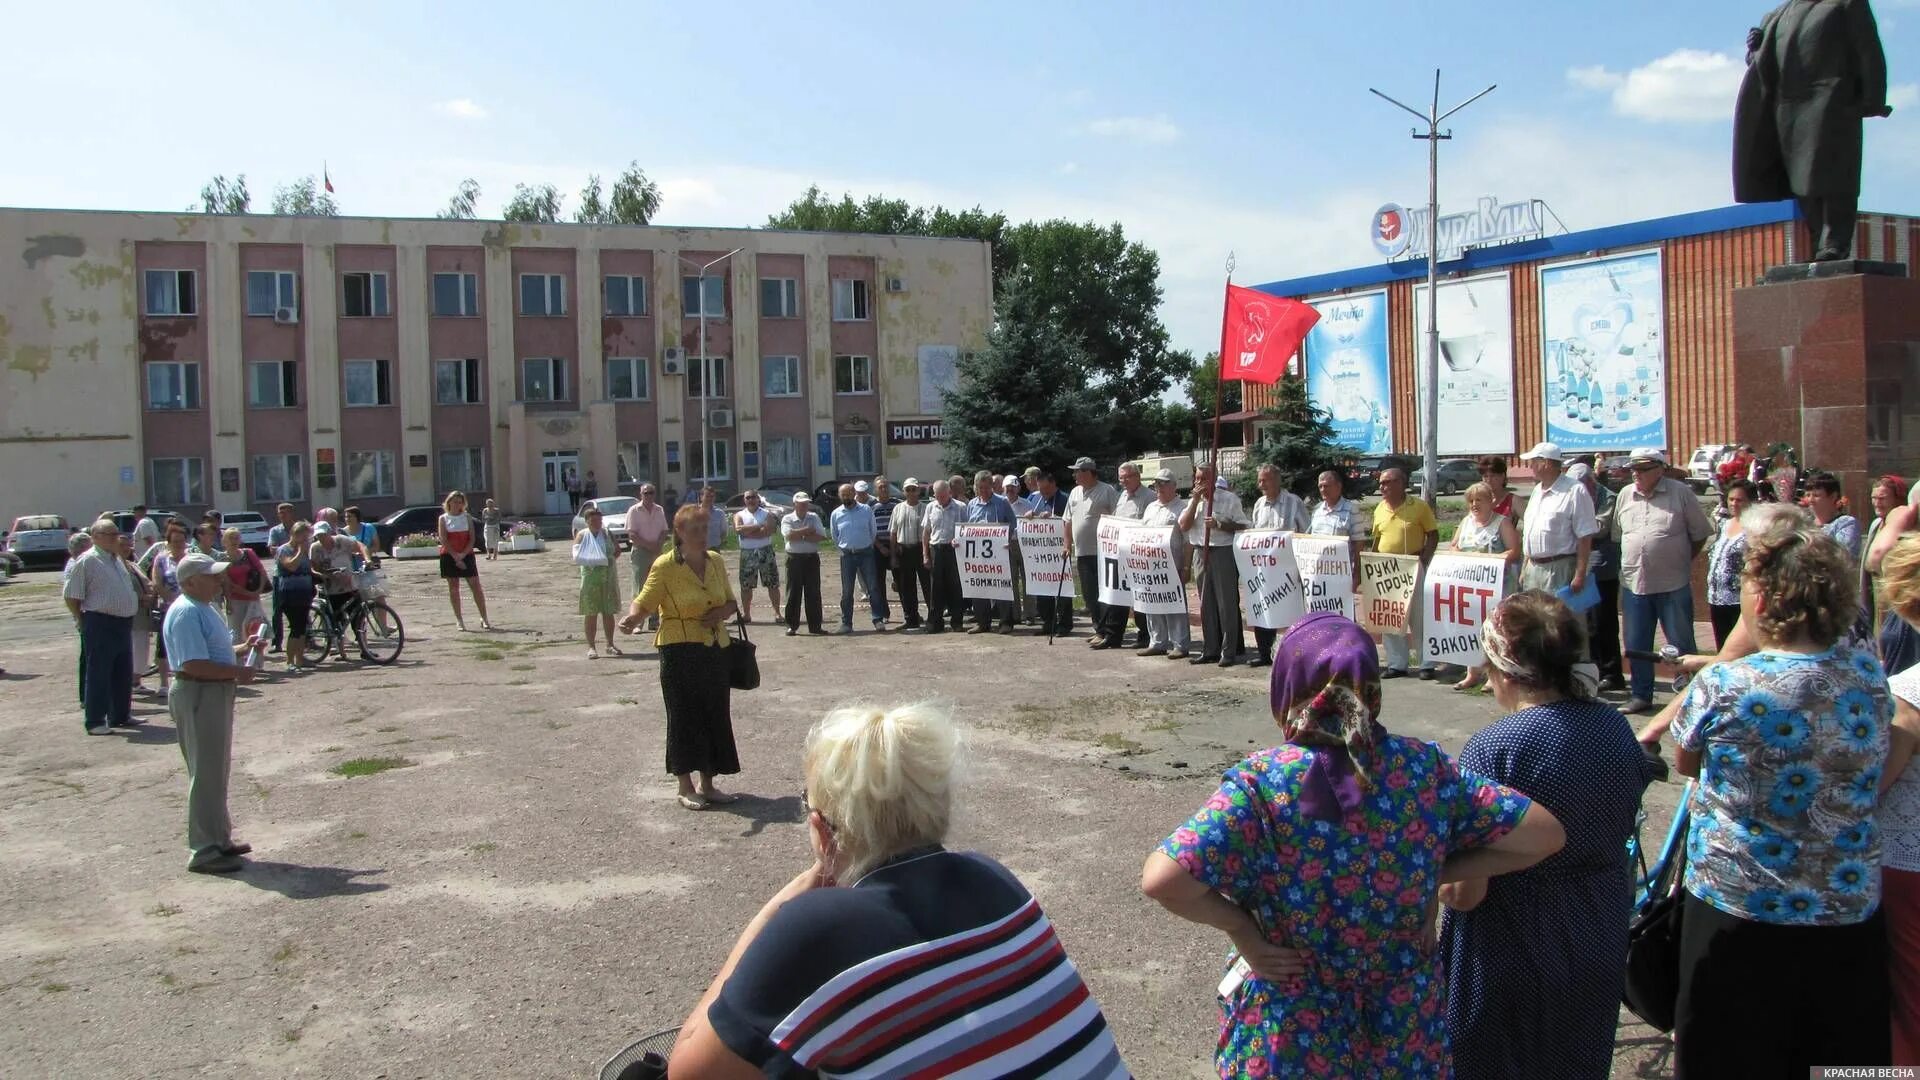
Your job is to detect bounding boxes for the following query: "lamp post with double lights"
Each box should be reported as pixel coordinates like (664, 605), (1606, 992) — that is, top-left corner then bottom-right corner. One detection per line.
(679, 249), (743, 494)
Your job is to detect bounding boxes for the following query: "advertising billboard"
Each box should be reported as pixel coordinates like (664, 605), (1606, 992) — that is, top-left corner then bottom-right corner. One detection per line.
(1538, 250), (1667, 452)
(1412, 273), (1516, 456)
(1305, 291), (1391, 455)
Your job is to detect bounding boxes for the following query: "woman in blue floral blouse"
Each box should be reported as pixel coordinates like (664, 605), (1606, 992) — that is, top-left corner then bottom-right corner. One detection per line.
(1141, 613), (1566, 1078)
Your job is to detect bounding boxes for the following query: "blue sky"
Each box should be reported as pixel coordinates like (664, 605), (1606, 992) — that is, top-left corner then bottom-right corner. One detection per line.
(7, 0), (1919, 358)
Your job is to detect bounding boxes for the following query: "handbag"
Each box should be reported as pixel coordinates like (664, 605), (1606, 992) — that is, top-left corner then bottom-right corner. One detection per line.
(726, 615), (760, 691)
(1622, 827), (1689, 1033)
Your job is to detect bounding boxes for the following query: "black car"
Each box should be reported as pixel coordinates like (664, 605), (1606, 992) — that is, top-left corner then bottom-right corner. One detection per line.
(1343, 455), (1420, 499)
(375, 505), (450, 553)
(1411, 459), (1481, 497)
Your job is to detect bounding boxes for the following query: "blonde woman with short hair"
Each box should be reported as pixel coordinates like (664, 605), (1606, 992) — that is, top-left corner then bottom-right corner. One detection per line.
(1448, 481), (1520, 691)
(666, 704), (1129, 1078)
(437, 491), (491, 631)
(1875, 536), (1920, 1062)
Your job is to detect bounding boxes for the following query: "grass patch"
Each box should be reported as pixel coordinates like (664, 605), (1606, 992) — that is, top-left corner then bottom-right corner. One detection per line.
(471, 648), (506, 661)
(541, 719), (570, 731)
(616, 697), (639, 706)
(383, 737), (414, 746)
(282, 1029), (303, 1044)
(31, 776), (85, 794)
(147, 903), (182, 918)
(271, 943), (298, 964)
(173, 945), (199, 956)
(346, 830), (367, 840)
(249, 780), (271, 801)
(509, 663), (536, 671)
(40, 982), (70, 993)
(329, 756), (415, 778)
(1092, 732), (1145, 754)
(467, 841), (497, 854)
(360, 682), (401, 690)
(158, 972), (177, 987)
(466, 637), (519, 651)
(429, 733), (456, 741)
(506, 678), (530, 686)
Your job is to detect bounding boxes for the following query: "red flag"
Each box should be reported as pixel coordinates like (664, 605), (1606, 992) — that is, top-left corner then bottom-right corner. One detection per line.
(1219, 284), (1319, 385)
(324, 167), (335, 194)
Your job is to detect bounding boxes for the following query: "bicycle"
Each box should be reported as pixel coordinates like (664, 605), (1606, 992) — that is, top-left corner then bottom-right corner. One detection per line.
(600, 1027), (677, 1079)
(309, 562), (405, 665)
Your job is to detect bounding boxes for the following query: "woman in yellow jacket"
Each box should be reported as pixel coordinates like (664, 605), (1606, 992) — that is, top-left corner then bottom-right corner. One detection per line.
(621, 504), (742, 810)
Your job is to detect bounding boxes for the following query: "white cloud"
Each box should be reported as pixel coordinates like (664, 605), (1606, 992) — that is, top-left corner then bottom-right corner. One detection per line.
(433, 98), (489, 121)
(1567, 49), (1743, 122)
(1085, 115), (1181, 144)
(1891, 83), (1920, 111)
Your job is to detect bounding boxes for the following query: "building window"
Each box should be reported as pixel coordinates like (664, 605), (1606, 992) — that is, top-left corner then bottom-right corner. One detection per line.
(834, 354), (873, 395)
(347, 450), (396, 498)
(606, 356), (650, 401)
(251, 453), (305, 504)
(689, 355), (727, 399)
(519, 273), (566, 316)
(145, 361), (201, 410)
(247, 360), (298, 408)
(150, 457), (206, 505)
(521, 357), (568, 402)
(763, 355), (802, 398)
(605, 275), (648, 316)
(831, 278), (869, 321)
(683, 275), (726, 318)
(433, 272), (478, 316)
(343, 359), (394, 407)
(144, 269), (197, 316)
(617, 441), (654, 487)
(838, 434), (876, 475)
(691, 439), (731, 482)
(438, 447), (486, 492)
(1868, 402), (1898, 449)
(342, 271), (391, 317)
(246, 270), (298, 317)
(434, 358), (483, 405)
(764, 435), (806, 481)
(760, 278), (799, 318)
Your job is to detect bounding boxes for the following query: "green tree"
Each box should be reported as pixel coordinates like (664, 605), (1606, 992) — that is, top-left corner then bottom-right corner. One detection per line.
(608, 162), (662, 225)
(193, 174), (250, 214)
(767, 187), (1011, 281)
(437, 178), (481, 220)
(1233, 375), (1354, 501)
(575, 175), (607, 223)
(1187, 351), (1243, 419)
(271, 176), (337, 216)
(502, 182), (562, 223)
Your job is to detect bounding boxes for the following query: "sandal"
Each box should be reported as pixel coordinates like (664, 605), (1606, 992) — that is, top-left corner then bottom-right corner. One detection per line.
(1451, 679), (1483, 693)
(605, 643), (623, 656)
(677, 794), (708, 811)
(587, 648), (599, 659)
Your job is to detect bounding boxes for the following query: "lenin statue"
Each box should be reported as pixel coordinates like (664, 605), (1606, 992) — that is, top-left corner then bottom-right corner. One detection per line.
(1733, 0), (1891, 260)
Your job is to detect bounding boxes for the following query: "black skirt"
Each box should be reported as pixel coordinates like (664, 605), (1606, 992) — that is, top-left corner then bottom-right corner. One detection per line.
(657, 643), (740, 777)
(440, 553), (479, 579)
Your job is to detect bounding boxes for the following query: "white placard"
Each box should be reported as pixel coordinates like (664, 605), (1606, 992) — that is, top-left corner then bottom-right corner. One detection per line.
(1291, 535), (1358, 621)
(1421, 553), (1508, 666)
(1018, 517), (1070, 599)
(957, 524), (1014, 602)
(1358, 552), (1422, 636)
(1233, 530), (1306, 630)
(1096, 519), (1134, 608)
(1125, 527), (1187, 616)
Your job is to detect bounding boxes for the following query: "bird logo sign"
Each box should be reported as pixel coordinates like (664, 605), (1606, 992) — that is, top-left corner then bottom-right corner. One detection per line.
(1373, 204), (1412, 259)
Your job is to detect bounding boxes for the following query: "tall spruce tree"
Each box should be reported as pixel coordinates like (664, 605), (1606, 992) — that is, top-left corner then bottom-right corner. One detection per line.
(1233, 374), (1355, 501)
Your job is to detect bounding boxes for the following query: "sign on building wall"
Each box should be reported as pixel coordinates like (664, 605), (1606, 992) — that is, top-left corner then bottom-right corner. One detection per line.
(1412, 273), (1516, 456)
(1539, 250), (1668, 452)
(816, 433), (833, 468)
(1305, 291), (1392, 455)
(917, 345), (960, 415)
(888, 421), (946, 445)
(1372, 196), (1547, 263)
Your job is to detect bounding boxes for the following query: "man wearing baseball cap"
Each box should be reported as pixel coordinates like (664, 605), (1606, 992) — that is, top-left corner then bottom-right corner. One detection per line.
(889, 479), (927, 629)
(1065, 457), (1120, 645)
(161, 552), (261, 874)
(779, 493), (827, 635)
(1612, 447), (1711, 713)
(1518, 442), (1598, 598)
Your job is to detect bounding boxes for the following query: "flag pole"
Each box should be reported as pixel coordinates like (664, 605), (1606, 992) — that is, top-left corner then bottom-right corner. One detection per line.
(1202, 253), (1236, 554)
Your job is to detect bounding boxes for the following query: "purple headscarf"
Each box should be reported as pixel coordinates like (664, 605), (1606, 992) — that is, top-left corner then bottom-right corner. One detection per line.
(1271, 612), (1386, 822)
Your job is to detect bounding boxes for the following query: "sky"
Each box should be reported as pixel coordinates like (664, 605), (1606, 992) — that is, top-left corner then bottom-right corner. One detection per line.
(8, 0), (1920, 361)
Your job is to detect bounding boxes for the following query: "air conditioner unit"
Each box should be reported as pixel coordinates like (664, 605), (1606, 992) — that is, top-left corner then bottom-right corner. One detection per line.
(662, 356), (684, 377)
(708, 408), (735, 429)
(273, 306), (299, 325)
(885, 276), (906, 293)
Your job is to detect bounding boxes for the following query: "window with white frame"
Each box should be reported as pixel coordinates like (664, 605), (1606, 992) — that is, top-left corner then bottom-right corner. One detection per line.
(246, 270), (298, 317)
(683, 275), (727, 317)
(144, 270), (197, 316)
(437, 447), (486, 492)
(343, 359), (394, 407)
(764, 435), (806, 481)
(145, 361), (201, 410)
(247, 360), (298, 408)
(760, 278), (799, 318)
(150, 457), (206, 505)
(831, 278), (870, 321)
(251, 453), (305, 504)
(763, 355), (802, 397)
(834, 354), (873, 395)
(605, 275), (648, 316)
(691, 439), (731, 482)
(433, 272), (478, 316)
(617, 441), (654, 487)
(346, 450), (396, 498)
(838, 434), (876, 475)
(689, 355), (728, 398)
(521, 357), (568, 402)
(342, 271), (391, 317)
(520, 273), (566, 316)
(606, 356), (649, 401)
(434, 358), (483, 405)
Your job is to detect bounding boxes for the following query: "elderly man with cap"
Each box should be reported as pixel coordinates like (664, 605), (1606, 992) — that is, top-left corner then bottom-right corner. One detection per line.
(964, 470), (1019, 634)
(999, 474), (1030, 624)
(1612, 447), (1712, 714)
(922, 479), (968, 633)
(162, 552), (261, 873)
(1106, 461), (1156, 647)
(1518, 441), (1598, 597)
(64, 518), (141, 734)
(1250, 463), (1313, 667)
(1139, 468), (1194, 658)
(779, 492), (827, 635)
(1179, 463), (1252, 665)
(1064, 457), (1122, 646)
(889, 478), (927, 629)
(867, 477), (900, 616)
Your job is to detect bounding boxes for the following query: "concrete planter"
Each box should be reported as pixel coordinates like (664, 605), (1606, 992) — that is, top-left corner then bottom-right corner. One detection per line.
(510, 534), (544, 553)
(392, 546), (439, 561)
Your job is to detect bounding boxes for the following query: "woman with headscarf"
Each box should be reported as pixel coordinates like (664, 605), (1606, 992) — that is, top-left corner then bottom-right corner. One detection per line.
(1439, 592), (1659, 1080)
(1141, 613), (1566, 1078)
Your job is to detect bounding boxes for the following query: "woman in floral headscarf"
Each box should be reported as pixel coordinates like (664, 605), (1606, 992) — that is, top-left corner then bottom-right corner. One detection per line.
(1141, 613), (1567, 1079)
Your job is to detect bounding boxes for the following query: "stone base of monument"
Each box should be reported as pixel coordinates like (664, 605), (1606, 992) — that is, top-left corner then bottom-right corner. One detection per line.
(1731, 266), (1920, 505)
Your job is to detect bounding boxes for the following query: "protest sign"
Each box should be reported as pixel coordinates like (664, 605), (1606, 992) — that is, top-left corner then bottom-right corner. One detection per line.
(1096, 518), (1134, 608)
(1290, 535), (1357, 621)
(957, 524), (1014, 602)
(1233, 530), (1306, 630)
(1421, 553), (1507, 666)
(1358, 552), (1422, 635)
(1125, 526), (1187, 616)
(1018, 517), (1070, 600)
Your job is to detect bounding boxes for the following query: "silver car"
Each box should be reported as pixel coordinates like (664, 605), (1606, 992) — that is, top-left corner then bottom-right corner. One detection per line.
(5, 514), (73, 570)
(571, 496), (637, 551)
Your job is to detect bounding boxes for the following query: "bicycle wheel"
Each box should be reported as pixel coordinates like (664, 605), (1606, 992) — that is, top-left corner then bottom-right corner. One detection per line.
(307, 597), (336, 660)
(353, 601), (405, 664)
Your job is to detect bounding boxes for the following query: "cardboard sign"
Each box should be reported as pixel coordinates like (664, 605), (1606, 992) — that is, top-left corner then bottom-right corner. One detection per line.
(1126, 526), (1187, 616)
(1233, 530), (1306, 630)
(1358, 552), (1422, 635)
(1290, 535), (1358, 621)
(957, 524), (1014, 602)
(1018, 517), (1070, 599)
(1422, 553), (1508, 666)
(1096, 519), (1134, 608)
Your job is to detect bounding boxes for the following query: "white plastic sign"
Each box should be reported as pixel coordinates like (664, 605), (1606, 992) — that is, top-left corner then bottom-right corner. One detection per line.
(1233, 530), (1306, 630)
(957, 524), (1014, 602)
(1126, 526), (1187, 616)
(1421, 553), (1507, 665)
(1290, 535), (1358, 621)
(1018, 517), (1070, 600)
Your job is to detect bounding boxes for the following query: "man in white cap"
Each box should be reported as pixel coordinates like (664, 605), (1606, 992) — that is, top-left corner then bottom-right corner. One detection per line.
(1178, 462), (1251, 665)
(1139, 469), (1193, 658)
(922, 479), (967, 632)
(161, 551), (260, 873)
(1612, 447), (1712, 714)
(779, 492), (826, 635)
(1518, 441), (1597, 596)
(889, 478), (926, 629)
(1065, 457), (1121, 646)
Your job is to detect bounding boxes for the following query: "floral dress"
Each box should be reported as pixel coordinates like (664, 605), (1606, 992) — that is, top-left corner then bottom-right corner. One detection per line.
(1161, 735), (1532, 1078)
(1706, 526), (1748, 608)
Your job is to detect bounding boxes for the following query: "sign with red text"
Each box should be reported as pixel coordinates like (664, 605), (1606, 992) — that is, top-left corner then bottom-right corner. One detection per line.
(1017, 517), (1070, 599)
(1421, 553), (1508, 665)
(1232, 530), (1306, 629)
(957, 524), (1014, 602)
(1290, 535), (1357, 622)
(1125, 526), (1187, 616)
(1096, 518), (1134, 608)
(1358, 552), (1422, 635)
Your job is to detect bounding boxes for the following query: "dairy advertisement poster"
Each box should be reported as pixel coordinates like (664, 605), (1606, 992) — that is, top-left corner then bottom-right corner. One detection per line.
(1305, 291), (1391, 455)
(1412, 274), (1516, 456)
(1539, 250), (1668, 452)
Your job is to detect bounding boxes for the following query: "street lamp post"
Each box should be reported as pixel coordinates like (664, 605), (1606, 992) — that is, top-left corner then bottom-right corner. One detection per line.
(679, 248), (743, 493)
(1370, 71), (1495, 501)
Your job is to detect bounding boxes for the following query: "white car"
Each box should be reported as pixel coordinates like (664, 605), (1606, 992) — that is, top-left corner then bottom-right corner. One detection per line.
(6, 515), (73, 570)
(1687, 444), (1737, 493)
(571, 496), (637, 550)
(222, 510), (274, 551)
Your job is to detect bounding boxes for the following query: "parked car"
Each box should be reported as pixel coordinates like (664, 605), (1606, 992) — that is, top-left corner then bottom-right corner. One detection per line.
(6, 515), (73, 569)
(1343, 455), (1419, 499)
(375, 505), (450, 554)
(1410, 459), (1481, 497)
(221, 510), (274, 552)
(1687, 444), (1737, 493)
(106, 509), (182, 543)
(726, 488), (801, 516)
(0, 548), (24, 578)
(571, 496), (638, 551)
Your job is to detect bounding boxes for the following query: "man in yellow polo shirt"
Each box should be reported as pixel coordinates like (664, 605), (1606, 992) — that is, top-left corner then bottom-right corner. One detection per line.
(1372, 467), (1439, 679)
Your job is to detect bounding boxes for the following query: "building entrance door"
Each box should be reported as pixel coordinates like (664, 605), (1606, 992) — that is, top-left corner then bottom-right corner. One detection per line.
(542, 451), (579, 516)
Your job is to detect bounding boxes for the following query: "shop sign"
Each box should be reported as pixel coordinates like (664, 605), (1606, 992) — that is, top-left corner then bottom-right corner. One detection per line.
(1372, 195), (1545, 262)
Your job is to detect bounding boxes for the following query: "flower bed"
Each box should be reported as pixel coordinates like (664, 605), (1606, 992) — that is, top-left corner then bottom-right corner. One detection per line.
(392, 532), (439, 560)
(507, 521), (544, 552)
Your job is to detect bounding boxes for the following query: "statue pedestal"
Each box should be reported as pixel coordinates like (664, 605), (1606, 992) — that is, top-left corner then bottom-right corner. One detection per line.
(1731, 269), (1920, 501)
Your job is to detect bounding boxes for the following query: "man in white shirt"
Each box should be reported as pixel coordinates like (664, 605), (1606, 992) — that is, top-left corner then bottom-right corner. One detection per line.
(1139, 470), (1193, 659)
(1178, 464), (1251, 666)
(1108, 462), (1156, 647)
(1308, 469), (1370, 562)
(130, 504), (161, 552)
(732, 490), (780, 622)
(64, 518), (141, 734)
(779, 493), (826, 635)
(890, 479), (927, 629)
(1517, 441), (1597, 595)
(1065, 457), (1122, 646)
(1249, 464), (1312, 666)
(624, 484), (669, 633)
(921, 479), (967, 633)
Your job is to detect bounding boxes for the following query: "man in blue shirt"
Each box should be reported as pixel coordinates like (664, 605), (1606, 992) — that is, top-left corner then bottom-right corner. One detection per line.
(160, 553), (260, 874)
(965, 471), (1018, 634)
(830, 484), (886, 632)
(266, 501), (295, 652)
